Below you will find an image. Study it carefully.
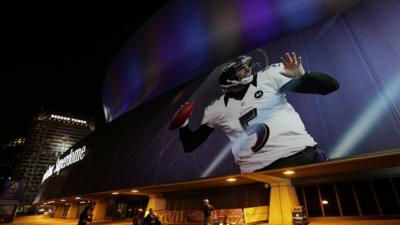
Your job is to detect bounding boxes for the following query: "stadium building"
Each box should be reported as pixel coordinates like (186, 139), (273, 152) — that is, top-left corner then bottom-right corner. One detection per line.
(33, 0), (400, 224)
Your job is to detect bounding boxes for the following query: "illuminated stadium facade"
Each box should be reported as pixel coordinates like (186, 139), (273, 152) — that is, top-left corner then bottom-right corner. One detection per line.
(34, 0), (400, 224)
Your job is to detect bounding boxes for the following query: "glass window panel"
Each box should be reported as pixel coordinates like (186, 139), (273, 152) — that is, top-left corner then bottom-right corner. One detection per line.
(393, 177), (400, 198)
(304, 185), (322, 217)
(336, 182), (359, 216)
(372, 178), (400, 215)
(295, 186), (305, 207)
(319, 184), (340, 216)
(353, 180), (379, 215)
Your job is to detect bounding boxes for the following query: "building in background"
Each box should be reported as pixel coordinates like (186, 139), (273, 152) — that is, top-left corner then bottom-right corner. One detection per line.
(0, 137), (25, 191)
(13, 109), (95, 209)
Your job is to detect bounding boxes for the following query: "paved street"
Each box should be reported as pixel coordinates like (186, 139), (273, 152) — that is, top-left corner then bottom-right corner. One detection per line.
(6, 215), (400, 225)
(7, 215), (133, 225)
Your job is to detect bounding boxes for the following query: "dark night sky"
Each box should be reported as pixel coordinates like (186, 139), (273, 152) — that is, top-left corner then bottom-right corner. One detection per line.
(0, 2), (169, 144)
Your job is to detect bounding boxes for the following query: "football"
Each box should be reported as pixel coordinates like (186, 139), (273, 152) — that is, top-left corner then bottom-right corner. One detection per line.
(169, 101), (195, 130)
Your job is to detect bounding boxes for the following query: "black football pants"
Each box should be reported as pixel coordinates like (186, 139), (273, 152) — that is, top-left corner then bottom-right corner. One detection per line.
(256, 145), (326, 171)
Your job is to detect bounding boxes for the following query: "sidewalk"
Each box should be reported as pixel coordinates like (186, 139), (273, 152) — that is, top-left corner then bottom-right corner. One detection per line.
(6, 215), (400, 225)
(7, 215), (132, 225)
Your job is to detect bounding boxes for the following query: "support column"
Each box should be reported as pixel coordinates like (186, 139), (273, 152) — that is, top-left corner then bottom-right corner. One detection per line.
(66, 202), (79, 219)
(92, 199), (107, 221)
(146, 194), (166, 214)
(242, 173), (299, 225)
(54, 204), (65, 217)
(269, 180), (299, 225)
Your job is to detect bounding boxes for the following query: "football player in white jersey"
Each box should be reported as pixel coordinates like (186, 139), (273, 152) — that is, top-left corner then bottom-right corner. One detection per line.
(177, 52), (339, 173)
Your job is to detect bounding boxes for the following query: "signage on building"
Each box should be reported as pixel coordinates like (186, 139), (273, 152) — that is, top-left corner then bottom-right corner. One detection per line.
(41, 146), (86, 183)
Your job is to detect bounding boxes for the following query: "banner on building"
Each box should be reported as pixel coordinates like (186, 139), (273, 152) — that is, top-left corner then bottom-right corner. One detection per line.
(243, 206), (268, 224)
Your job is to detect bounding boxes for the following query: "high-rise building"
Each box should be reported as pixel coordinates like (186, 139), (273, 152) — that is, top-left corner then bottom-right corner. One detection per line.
(13, 109), (95, 206)
(0, 137), (25, 191)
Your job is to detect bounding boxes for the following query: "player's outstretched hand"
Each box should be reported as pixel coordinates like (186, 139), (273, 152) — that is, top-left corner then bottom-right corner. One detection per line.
(280, 52), (305, 78)
(169, 101), (195, 130)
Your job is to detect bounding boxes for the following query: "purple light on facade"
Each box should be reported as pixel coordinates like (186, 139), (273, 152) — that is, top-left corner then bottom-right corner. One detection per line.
(236, 0), (283, 47)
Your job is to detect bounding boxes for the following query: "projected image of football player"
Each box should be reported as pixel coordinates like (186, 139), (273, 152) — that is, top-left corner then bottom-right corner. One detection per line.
(174, 52), (339, 173)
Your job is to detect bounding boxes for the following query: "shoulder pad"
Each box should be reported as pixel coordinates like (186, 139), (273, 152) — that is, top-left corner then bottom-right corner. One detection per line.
(209, 99), (217, 106)
(209, 95), (223, 107)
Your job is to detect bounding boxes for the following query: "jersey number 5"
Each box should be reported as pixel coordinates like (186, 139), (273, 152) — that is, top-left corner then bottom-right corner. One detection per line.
(239, 108), (270, 152)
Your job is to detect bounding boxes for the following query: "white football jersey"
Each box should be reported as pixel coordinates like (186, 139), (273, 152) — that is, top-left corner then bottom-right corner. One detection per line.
(201, 63), (316, 173)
